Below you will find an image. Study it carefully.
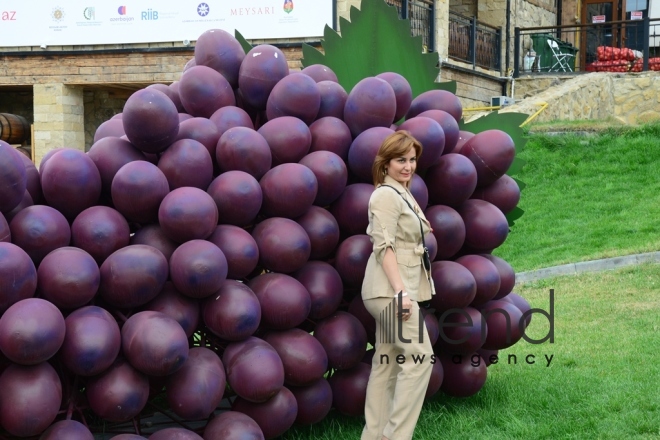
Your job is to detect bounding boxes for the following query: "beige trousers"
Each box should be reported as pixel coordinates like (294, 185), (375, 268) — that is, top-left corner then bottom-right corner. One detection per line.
(361, 297), (434, 440)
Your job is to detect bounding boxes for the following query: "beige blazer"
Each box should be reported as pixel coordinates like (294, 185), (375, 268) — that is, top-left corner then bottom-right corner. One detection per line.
(361, 175), (435, 302)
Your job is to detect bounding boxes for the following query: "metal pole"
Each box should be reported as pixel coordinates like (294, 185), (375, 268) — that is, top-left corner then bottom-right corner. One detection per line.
(471, 16), (478, 69)
(332, 0), (338, 30)
(514, 27), (521, 77)
(429, 2), (435, 52)
(505, 0), (511, 73)
(498, 28), (503, 72)
(402, 0), (408, 19)
(643, 16), (650, 71)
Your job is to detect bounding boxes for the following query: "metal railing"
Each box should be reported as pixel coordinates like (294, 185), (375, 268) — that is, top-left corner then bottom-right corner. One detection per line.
(385, 0), (435, 52)
(514, 17), (660, 77)
(448, 12), (502, 71)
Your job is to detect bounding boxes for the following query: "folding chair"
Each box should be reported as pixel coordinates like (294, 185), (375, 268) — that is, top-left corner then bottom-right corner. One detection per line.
(548, 39), (575, 72)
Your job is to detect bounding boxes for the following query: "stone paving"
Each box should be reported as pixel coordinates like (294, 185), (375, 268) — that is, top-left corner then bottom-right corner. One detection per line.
(515, 251), (660, 283)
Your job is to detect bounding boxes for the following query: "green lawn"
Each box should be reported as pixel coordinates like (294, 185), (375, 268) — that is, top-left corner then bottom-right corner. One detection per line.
(282, 264), (660, 439)
(495, 123), (660, 272)
(281, 123), (660, 440)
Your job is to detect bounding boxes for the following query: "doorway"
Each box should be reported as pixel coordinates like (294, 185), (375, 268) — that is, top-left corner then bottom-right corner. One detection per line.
(581, 0), (623, 66)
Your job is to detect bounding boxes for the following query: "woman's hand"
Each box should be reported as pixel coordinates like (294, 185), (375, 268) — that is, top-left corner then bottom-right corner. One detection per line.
(397, 295), (413, 321)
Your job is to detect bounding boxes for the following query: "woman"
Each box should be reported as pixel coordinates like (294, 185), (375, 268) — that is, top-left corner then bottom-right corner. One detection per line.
(361, 131), (435, 440)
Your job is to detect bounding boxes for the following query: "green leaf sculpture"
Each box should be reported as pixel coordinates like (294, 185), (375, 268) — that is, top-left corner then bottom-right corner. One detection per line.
(235, 30), (253, 55)
(237, 0), (529, 226)
(300, 0), (456, 98)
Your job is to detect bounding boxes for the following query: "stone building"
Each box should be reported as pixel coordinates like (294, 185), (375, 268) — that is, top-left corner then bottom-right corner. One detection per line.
(0, 0), (595, 162)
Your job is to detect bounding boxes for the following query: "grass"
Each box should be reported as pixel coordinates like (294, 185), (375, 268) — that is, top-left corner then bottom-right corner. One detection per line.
(525, 117), (626, 133)
(281, 122), (660, 440)
(282, 264), (660, 439)
(494, 122), (660, 272)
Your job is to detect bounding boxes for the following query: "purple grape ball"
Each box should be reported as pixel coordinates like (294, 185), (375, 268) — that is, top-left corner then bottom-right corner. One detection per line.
(203, 280), (261, 341)
(121, 310), (189, 376)
(238, 45), (289, 110)
(0, 242), (37, 314)
(0, 362), (62, 437)
(122, 88), (179, 153)
(38, 247), (100, 309)
(207, 225), (259, 280)
(207, 171), (262, 227)
(60, 305), (121, 376)
(0, 298), (65, 365)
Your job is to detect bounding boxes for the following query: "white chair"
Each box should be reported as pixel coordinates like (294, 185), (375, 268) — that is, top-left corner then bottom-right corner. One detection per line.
(548, 39), (575, 72)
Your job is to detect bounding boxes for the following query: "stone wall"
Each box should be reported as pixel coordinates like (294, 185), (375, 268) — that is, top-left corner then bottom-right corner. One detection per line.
(450, 0), (477, 17)
(0, 41), (192, 53)
(83, 88), (133, 150)
(33, 84), (85, 164)
(513, 74), (577, 100)
(0, 51), (192, 87)
(501, 71), (660, 125)
(436, 0), (450, 60)
(478, 0), (506, 28)
(559, 0), (579, 48)
(514, 0), (556, 27)
(281, 47), (306, 71)
(337, 0), (362, 28)
(440, 64), (505, 108)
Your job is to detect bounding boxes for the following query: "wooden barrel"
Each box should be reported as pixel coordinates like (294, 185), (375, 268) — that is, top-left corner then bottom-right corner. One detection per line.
(0, 113), (30, 144)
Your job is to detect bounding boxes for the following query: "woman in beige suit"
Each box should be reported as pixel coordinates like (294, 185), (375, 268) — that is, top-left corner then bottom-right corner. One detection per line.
(361, 131), (435, 440)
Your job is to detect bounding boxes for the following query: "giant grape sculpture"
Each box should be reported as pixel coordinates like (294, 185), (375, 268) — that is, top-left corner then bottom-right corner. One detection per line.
(0, 19), (531, 439)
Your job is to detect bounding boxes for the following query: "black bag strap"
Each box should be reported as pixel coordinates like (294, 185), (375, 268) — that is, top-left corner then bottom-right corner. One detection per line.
(380, 185), (433, 300)
(380, 184), (426, 250)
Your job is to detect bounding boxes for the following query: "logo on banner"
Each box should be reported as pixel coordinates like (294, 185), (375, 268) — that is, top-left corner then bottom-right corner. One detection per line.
(51, 6), (65, 21)
(197, 3), (210, 17)
(111, 6), (133, 22)
(230, 7), (276, 16)
(83, 7), (95, 20)
(2, 11), (17, 21)
(77, 6), (101, 26)
(283, 0), (294, 13)
(141, 9), (158, 20)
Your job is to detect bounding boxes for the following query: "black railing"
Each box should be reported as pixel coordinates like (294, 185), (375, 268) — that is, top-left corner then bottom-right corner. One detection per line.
(448, 12), (501, 71)
(385, 0), (435, 52)
(513, 17), (660, 77)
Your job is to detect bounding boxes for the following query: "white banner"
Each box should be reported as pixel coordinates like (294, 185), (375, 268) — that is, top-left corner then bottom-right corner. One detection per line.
(0, 1), (334, 47)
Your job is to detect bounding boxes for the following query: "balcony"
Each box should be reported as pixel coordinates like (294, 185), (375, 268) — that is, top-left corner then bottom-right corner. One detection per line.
(514, 18), (660, 77)
(384, 0), (435, 52)
(448, 12), (502, 72)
